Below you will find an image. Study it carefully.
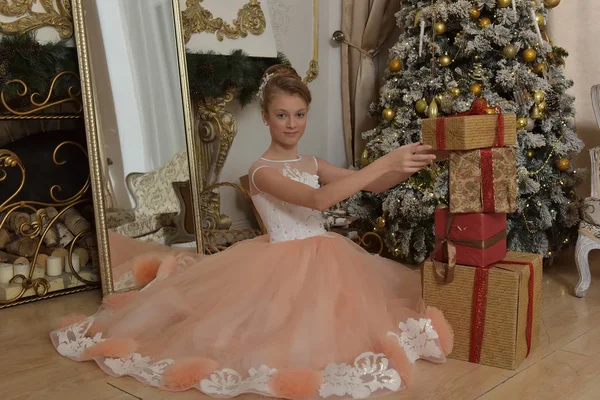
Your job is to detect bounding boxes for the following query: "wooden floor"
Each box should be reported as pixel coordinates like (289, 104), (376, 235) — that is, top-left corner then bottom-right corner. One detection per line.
(3, 250), (600, 400)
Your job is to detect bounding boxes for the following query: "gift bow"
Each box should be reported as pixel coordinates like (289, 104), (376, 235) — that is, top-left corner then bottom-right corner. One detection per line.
(435, 97), (505, 149)
(432, 208), (506, 283)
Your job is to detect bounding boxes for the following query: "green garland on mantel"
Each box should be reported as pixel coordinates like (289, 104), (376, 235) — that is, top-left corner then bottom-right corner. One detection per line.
(0, 34), (287, 110)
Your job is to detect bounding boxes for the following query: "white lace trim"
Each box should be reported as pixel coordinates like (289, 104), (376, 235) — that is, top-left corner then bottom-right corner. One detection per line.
(52, 316), (445, 399)
(388, 318), (443, 363)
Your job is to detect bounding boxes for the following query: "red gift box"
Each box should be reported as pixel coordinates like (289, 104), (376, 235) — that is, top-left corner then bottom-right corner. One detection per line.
(434, 207), (507, 269)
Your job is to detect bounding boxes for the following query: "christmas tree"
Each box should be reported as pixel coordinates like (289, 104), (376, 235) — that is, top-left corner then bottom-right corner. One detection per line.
(346, 0), (584, 264)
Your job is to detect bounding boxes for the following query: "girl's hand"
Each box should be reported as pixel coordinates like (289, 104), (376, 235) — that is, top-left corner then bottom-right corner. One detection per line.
(382, 143), (437, 174)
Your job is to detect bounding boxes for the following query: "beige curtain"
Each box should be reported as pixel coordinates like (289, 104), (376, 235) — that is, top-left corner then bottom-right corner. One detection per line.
(341, 0), (402, 167)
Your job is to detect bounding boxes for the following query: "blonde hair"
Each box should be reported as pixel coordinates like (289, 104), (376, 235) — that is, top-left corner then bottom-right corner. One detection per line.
(258, 65), (312, 112)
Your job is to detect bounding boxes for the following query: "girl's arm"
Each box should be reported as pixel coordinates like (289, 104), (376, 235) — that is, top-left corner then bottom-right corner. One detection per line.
(252, 143), (436, 211)
(317, 146), (443, 194)
(252, 160), (390, 211)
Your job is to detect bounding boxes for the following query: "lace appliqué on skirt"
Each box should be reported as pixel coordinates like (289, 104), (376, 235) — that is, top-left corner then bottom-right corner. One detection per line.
(52, 316), (445, 399)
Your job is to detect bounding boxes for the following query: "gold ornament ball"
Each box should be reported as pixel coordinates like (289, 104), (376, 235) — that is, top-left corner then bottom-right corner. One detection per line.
(533, 90), (546, 104)
(449, 87), (461, 98)
(434, 22), (446, 36)
(544, 0), (560, 8)
(388, 58), (402, 72)
(360, 147), (370, 168)
(478, 17), (492, 28)
(535, 12), (545, 26)
(557, 158), (570, 172)
(485, 107), (496, 115)
(438, 55), (452, 67)
(470, 6), (481, 19)
(470, 83), (483, 96)
(522, 48), (537, 63)
(434, 93), (444, 104)
(497, 0), (511, 8)
(503, 44), (517, 58)
(533, 62), (547, 76)
(516, 117), (528, 130)
(382, 108), (395, 121)
(415, 99), (428, 114)
(376, 216), (386, 229)
(527, 150), (535, 158)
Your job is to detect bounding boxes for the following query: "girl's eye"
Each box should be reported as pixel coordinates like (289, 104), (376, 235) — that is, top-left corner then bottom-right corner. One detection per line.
(297, 113), (305, 118)
(277, 113), (286, 118)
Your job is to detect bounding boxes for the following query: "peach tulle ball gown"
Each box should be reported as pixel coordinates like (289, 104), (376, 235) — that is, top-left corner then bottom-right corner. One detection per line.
(50, 156), (453, 400)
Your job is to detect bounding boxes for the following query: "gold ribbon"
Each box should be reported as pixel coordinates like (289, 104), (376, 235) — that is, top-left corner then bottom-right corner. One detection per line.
(432, 213), (507, 284)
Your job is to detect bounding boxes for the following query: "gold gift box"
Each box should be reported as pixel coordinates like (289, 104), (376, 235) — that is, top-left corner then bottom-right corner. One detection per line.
(422, 251), (543, 370)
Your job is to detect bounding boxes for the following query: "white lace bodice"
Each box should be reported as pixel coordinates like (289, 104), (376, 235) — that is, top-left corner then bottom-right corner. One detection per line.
(249, 156), (328, 243)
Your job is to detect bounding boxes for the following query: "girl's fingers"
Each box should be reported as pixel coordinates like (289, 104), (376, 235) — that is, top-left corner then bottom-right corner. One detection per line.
(411, 154), (437, 162)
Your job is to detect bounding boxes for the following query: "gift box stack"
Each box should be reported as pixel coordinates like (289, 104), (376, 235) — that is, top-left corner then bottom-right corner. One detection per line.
(420, 99), (543, 370)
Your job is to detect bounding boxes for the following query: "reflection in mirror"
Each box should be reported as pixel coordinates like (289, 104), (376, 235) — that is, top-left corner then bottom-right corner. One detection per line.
(78, 0), (200, 293)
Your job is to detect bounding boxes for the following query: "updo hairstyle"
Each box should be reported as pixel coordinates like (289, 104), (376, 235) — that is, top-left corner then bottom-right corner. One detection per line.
(258, 64), (312, 112)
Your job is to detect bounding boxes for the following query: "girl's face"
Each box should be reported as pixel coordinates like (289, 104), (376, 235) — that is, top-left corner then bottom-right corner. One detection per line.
(262, 93), (308, 149)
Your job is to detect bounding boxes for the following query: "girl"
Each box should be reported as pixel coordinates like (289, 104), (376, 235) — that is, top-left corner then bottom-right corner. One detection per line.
(51, 65), (453, 400)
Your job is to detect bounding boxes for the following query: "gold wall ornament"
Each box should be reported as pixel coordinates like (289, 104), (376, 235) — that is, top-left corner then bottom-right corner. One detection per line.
(301, 0), (320, 83)
(0, 0), (73, 38)
(182, 0), (266, 44)
(195, 92), (237, 230)
(0, 71), (82, 119)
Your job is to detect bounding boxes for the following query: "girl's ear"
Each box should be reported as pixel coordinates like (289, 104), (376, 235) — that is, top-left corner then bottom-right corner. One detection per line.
(261, 110), (269, 126)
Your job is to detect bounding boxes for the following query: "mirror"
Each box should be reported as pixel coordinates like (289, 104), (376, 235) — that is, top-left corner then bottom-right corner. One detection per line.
(71, 0), (203, 294)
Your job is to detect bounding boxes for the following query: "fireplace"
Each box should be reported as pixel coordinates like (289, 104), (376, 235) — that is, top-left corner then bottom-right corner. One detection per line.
(0, 77), (101, 308)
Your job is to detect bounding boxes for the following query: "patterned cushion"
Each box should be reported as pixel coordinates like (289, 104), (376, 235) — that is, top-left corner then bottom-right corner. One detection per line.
(582, 197), (600, 226)
(109, 213), (176, 239)
(128, 150), (189, 218)
(579, 220), (600, 242)
(105, 208), (135, 229)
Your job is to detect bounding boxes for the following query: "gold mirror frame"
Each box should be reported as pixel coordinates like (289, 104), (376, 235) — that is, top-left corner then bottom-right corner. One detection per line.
(70, 0), (204, 296)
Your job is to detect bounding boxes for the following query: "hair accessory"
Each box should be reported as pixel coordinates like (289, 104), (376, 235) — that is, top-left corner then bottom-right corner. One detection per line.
(257, 72), (275, 102)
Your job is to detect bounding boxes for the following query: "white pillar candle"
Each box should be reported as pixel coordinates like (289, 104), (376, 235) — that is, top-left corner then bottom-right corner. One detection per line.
(0, 263), (13, 284)
(46, 256), (63, 277)
(14, 262), (30, 277)
(64, 253), (81, 273)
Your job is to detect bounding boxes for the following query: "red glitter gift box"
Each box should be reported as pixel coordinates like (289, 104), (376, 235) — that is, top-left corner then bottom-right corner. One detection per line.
(433, 207), (507, 269)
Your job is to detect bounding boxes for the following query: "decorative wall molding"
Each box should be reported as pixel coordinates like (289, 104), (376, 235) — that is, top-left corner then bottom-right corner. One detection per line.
(0, 0), (73, 39)
(181, 0), (266, 44)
